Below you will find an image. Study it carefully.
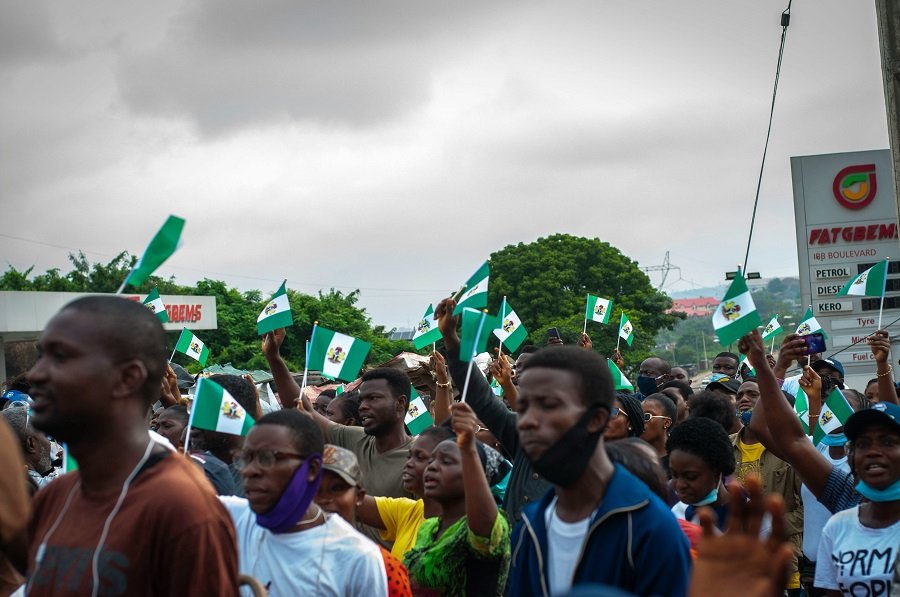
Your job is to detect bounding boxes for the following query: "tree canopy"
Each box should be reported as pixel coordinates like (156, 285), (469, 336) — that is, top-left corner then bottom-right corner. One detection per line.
(488, 234), (681, 364)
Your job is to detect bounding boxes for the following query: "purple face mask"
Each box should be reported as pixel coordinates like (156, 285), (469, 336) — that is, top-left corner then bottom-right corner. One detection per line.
(255, 453), (323, 534)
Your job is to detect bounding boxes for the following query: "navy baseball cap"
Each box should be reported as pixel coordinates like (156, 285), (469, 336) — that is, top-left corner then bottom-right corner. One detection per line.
(707, 376), (740, 394)
(811, 358), (845, 379)
(844, 402), (900, 441)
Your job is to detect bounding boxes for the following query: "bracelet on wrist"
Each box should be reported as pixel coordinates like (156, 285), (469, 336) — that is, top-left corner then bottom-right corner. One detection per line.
(436, 380), (451, 388)
(877, 366), (893, 378)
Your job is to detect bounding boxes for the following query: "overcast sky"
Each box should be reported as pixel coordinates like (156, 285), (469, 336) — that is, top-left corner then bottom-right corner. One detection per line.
(0, 1), (890, 329)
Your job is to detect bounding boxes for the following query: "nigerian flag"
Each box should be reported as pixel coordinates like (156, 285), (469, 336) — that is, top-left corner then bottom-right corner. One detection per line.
(124, 215), (185, 288)
(608, 359), (633, 391)
(796, 308), (827, 339)
(618, 313), (635, 346)
(143, 288), (169, 323)
(490, 378), (503, 397)
(837, 260), (888, 297)
(585, 294), (613, 324)
(813, 388), (854, 445)
(794, 387), (810, 435)
(413, 304), (443, 350)
(761, 315), (782, 341)
(191, 378), (255, 436)
(175, 328), (209, 366)
(459, 308), (501, 363)
(712, 273), (761, 345)
(406, 386), (434, 436)
(453, 262), (490, 315)
(258, 281), (293, 335)
(738, 353), (756, 377)
(494, 297), (528, 352)
(308, 326), (371, 381)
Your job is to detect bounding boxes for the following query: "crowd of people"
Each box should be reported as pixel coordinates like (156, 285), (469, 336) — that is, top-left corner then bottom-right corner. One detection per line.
(0, 294), (898, 596)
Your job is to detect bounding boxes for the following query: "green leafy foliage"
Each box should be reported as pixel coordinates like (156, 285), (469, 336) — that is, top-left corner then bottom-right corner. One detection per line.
(488, 234), (681, 363)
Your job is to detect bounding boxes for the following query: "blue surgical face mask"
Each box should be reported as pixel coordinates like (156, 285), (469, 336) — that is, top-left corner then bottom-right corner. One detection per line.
(691, 476), (722, 506)
(820, 432), (847, 447)
(636, 375), (658, 396)
(739, 410), (753, 427)
(855, 479), (900, 502)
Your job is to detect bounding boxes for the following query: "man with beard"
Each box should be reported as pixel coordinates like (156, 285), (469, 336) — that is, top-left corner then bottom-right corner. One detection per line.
(262, 328), (412, 500)
(507, 345), (691, 596)
(18, 296), (238, 596)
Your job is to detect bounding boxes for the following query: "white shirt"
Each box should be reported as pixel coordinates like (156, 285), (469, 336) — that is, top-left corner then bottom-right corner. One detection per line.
(814, 505), (900, 593)
(545, 496), (592, 596)
(220, 497), (388, 597)
(801, 437), (850, 559)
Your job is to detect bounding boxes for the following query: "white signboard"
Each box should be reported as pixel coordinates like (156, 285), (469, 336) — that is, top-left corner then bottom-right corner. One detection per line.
(792, 149), (900, 389)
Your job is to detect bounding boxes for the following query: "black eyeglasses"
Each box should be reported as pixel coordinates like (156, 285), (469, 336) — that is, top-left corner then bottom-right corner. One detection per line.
(234, 449), (305, 470)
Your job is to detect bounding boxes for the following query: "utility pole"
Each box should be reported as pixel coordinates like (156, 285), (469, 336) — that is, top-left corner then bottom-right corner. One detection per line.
(876, 1), (900, 210)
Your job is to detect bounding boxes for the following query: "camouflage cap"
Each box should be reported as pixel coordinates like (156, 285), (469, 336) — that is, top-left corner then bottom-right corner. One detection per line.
(322, 444), (361, 487)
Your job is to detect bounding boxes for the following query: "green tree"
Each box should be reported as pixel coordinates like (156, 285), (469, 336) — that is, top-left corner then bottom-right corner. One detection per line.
(488, 234), (681, 364)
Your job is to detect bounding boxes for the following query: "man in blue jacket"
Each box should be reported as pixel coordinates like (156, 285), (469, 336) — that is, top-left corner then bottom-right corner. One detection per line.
(507, 345), (691, 597)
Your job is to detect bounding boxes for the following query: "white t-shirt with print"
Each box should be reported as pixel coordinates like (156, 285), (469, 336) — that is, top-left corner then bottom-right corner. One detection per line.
(801, 437), (850, 559)
(220, 497), (388, 597)
(545, 496), (592, 596)
(815, 505), (900, 595)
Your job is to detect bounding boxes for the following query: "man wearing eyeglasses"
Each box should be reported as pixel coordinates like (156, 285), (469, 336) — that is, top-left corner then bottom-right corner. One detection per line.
(220, 409), (388, 596)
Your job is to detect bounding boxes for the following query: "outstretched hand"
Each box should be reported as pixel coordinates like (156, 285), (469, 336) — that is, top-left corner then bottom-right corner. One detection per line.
(690, 476), (793, 597)
(578, 332), (593, 351)
(868, 329), (891, 363)
(737, 330), (767, 372)
(435, 298), (461, 351)
(775, 333), (806, 371)
(611, 349), (624, 368)
(430, 351), (450, 385)
(261, 328), (286, 359)
(450, 402), (478, 450)
(159, 364), (181, 407)
(490, 352), (513, 386)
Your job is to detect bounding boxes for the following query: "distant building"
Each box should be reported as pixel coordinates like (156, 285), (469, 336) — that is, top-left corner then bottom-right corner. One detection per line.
(668, 297), (719, 318)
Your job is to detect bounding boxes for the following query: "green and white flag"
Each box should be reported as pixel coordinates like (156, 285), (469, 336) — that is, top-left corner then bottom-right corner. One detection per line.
(459, 308), (501, 363)
(124, 215), (185, 288)
(607, 359), (634, 391)
(761, 315), (782, 341)
(62, 443), (78, 473)
(175, 328), (210, 366)
(712, 273), (762, 345)
(258, 281), (293, 335)
(335, 384), (346, 396)
(794, 387), (810, 435)
(453, 262), (490, 315)
(405, 386), (434, 436)
(796, 308), (827, 340)
(738, 353), (756, 377)
(813, 387), (854, 445)
(585, 294), (614, 324)
(191, 378), (255, 436)
(618, 313), (635, 346)
(494, 297), (528, 352)
(308, 326), (371, 381)
(413, 304), (443, 350)
(490, 378), (503, 397)
(837, 260), (888, 297)
(143, 288), (169, 323)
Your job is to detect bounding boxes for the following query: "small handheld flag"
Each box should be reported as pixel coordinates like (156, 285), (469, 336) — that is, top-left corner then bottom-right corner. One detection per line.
(412, 304), (443, 350)
(459, 308), (501, 363)
(190, 378), (255, 436)
(308, 326), (371, 381)
(796, 307), (827, 340)
(452, 262), (490, 315)
(793, 387), (810, 435)
(585, 294), (614, 325)
(175, 328), (210, 366)
(405, 386), (434, 436)
(119, 215), (185, 292)
(607, 359), (633, 391)
(258, 281), (293, 335)
(618, 313), (635, 347)
(143, 288), (169, 323)
(813, 388), (854, 446)
(712, 272), (762, 345)
(494, 297), (528, 353)
(836, 260), (888, 297)
(761, 316), (782, 341)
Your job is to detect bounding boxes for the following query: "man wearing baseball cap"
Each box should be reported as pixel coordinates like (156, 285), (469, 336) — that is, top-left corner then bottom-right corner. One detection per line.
(810, 358), (844, 389)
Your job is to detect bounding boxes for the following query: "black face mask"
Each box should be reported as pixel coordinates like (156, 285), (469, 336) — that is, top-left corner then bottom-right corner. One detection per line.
(530, 405), (604, 487)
